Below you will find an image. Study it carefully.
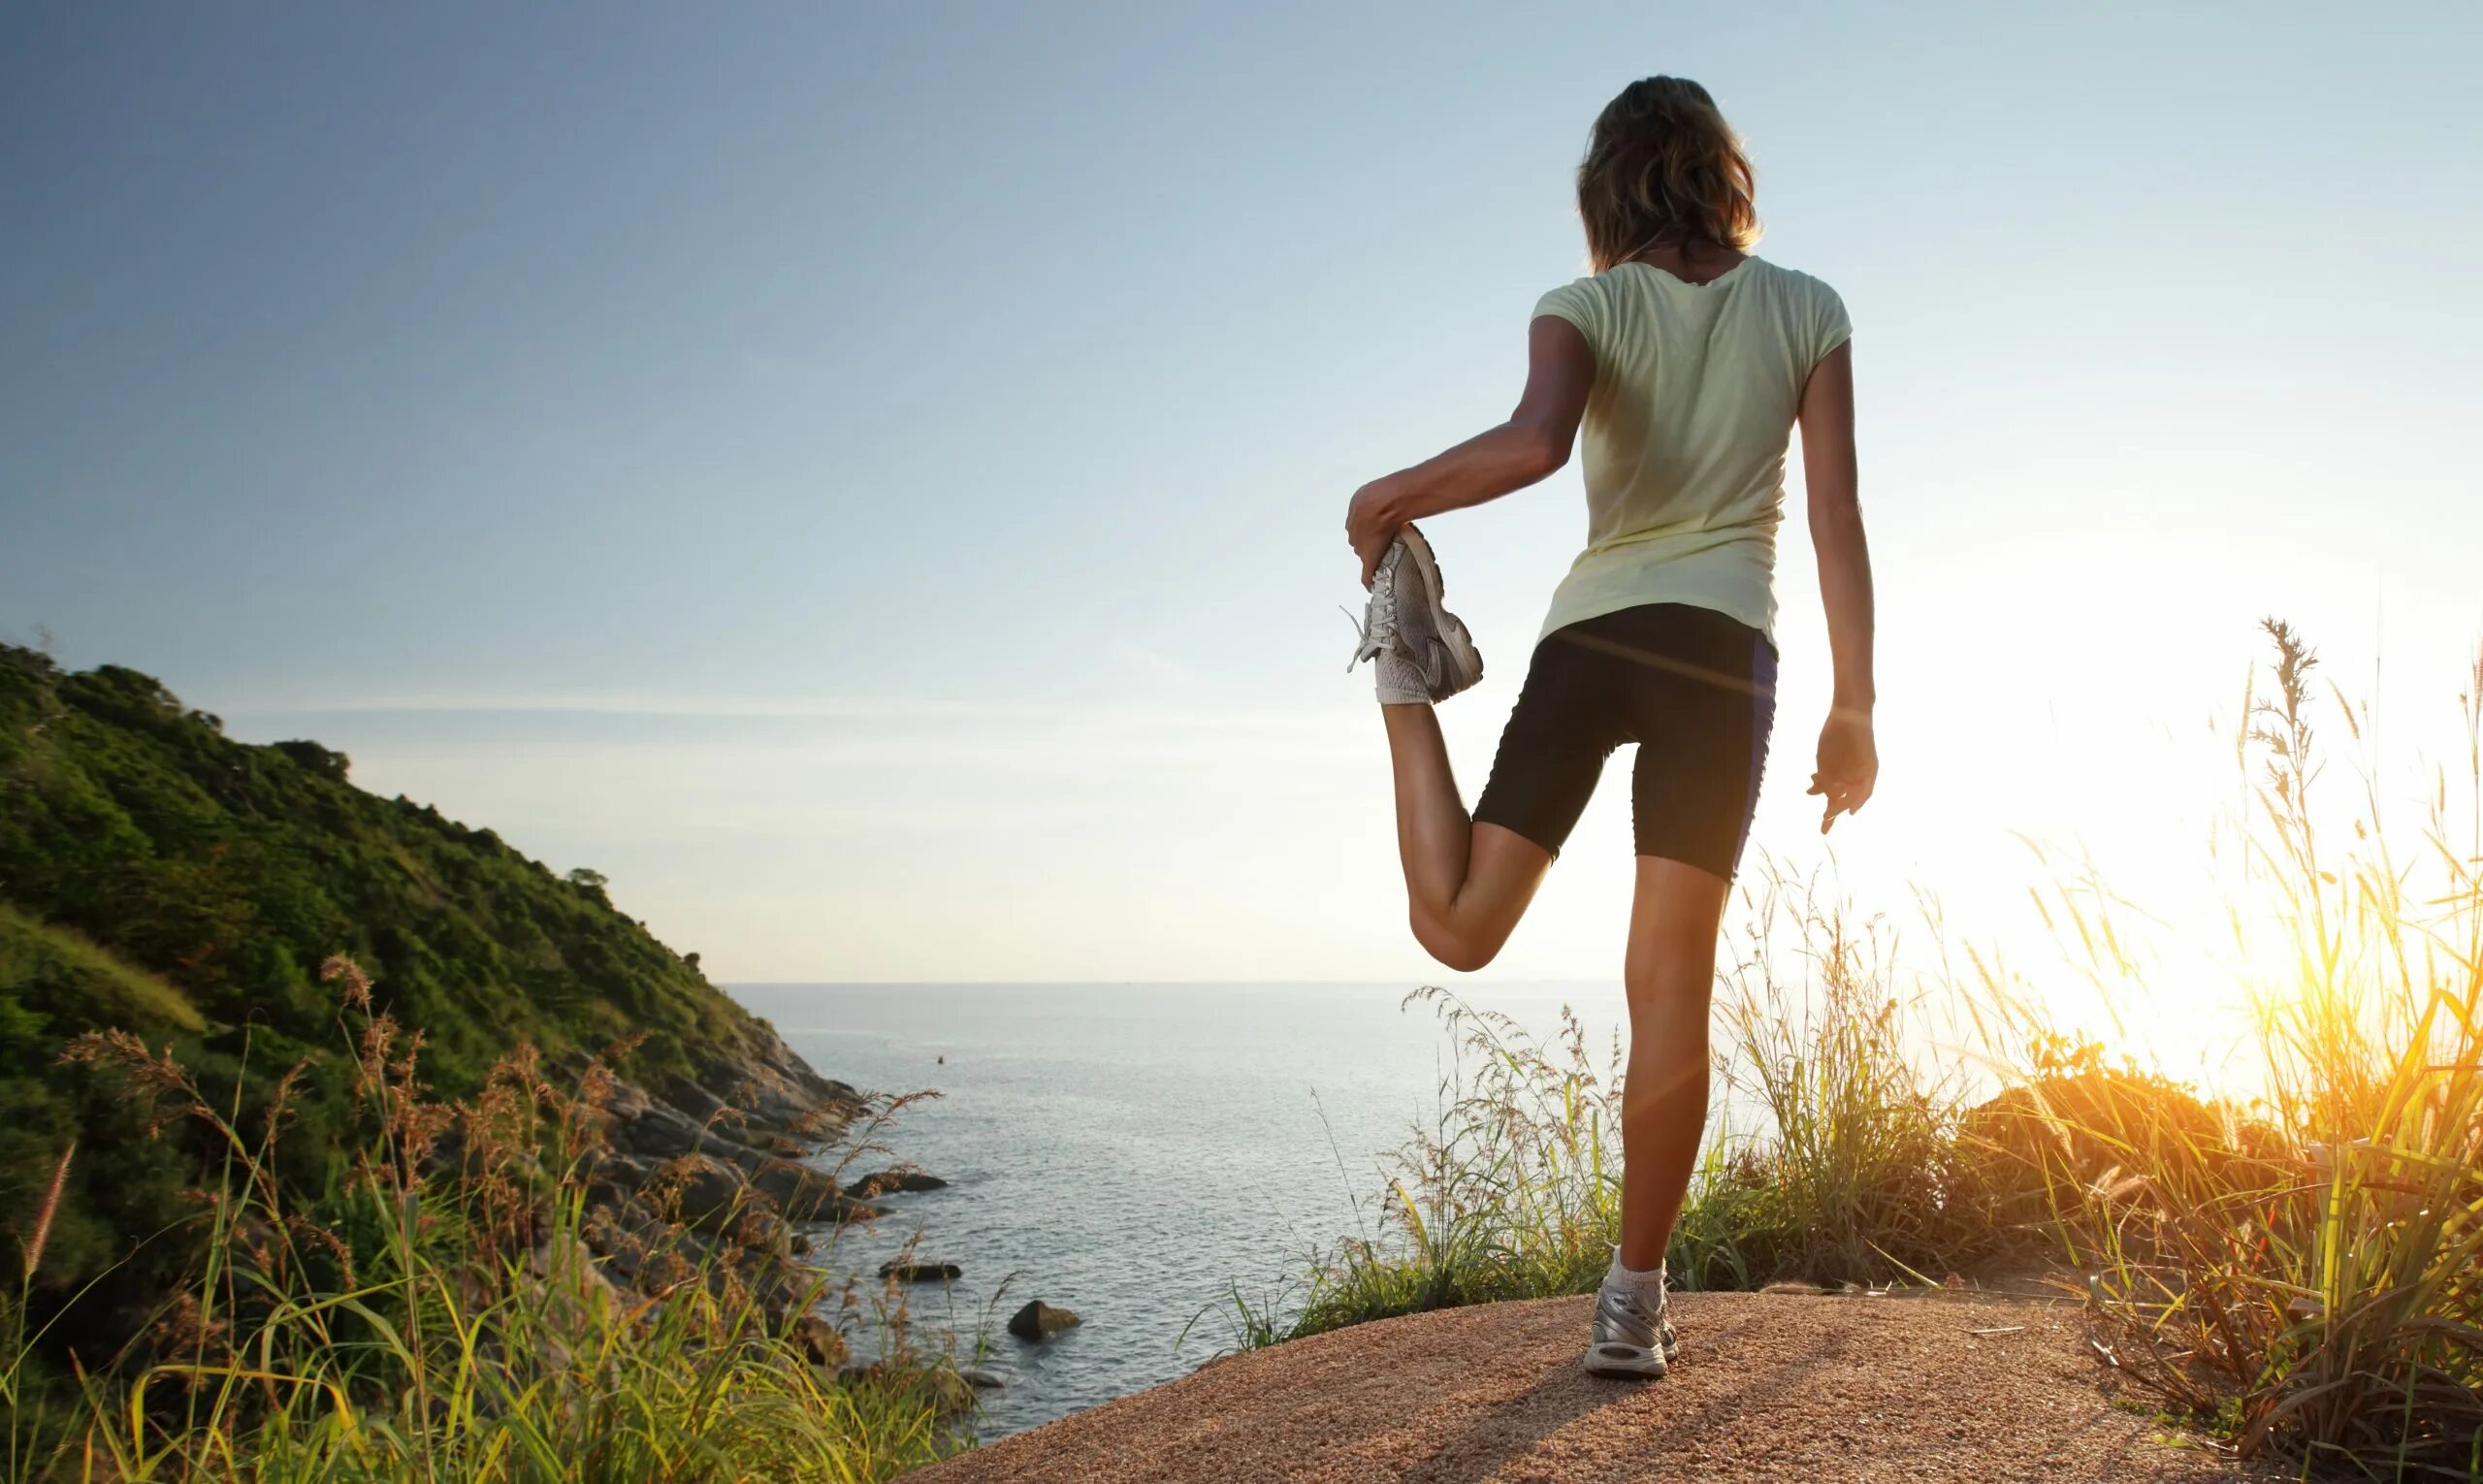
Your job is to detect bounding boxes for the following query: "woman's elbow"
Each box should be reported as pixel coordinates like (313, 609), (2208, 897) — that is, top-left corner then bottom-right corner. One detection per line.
(1518, 428), (1572, 480)
(1807, 486), (1865, 532)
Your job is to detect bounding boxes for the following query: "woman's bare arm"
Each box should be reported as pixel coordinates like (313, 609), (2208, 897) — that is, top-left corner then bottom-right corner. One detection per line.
(1344, 316), (1595, 584)
(1797, 340), (1878, 830)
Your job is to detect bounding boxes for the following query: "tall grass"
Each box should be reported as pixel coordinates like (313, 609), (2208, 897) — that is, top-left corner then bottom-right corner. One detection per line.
(0, 957), (970, 1483)
(1966, 623), (2483, 1477)
(1241, 896), (2009, 1345)
(1266, 991), (1625, 1337)
(1713, 878), (2010, 1285)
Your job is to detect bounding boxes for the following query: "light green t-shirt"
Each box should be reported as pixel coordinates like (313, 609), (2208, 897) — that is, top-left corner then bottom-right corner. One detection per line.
(1531, 256), (1849, 645)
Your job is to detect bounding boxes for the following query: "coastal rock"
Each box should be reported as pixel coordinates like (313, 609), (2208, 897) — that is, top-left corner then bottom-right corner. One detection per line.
(963, 1368), (1006, 1389)
(679, 1158), (763, 1227)
(746, 1156), (860, 1220)
(583, 1150), (660, 1210)
(923, 1369), (978, 1416)
(850, 1167), (950, 1198)
(1008, 1300), (1081, 1340)
(880, 1260), (963, 1283)
(673, 1023), (863, 1140)
(793, 1312), (848, 1369)
(595, 1139), (879, 1229)
(614, 1101), (770, 1163)
(591, 1070), (654, 1122)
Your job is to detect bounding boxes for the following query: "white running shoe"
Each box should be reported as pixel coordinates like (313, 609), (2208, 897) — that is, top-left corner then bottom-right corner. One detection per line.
(1342, 527), (1483, 705)
(1390, 525), (1484, 703)
(1583, 1270), (1679, 1380)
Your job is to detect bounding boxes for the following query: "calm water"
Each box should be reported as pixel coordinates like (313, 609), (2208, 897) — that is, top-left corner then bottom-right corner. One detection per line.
(728, 982), (1630, 1440)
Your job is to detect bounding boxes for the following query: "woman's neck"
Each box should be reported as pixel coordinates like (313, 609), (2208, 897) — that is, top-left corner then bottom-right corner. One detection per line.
(1623, 240), (1747, 285)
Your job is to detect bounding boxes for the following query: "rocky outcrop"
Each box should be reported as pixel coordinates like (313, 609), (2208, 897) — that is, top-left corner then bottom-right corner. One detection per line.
(880, 1261), (964, 1283)
(917, 1292), (2249, 1483)
(559, 1029), (879, 1216)
(589, 1020), (863, 1152)
(851, 1167), (950, 1198)
(1008, 1300), (1081, 1340)
(543, 1035), (892, 1335)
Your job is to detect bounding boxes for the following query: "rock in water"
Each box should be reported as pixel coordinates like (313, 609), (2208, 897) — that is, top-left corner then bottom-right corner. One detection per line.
(922, 1368), (978, 1416)
(850, 1167), (951, 1198)
(879, 1260), (963, 1283)
(1008, 1300), (1081, 1340)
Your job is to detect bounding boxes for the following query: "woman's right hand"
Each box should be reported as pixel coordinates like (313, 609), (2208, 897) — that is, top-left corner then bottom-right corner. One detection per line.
(1344, 478), (1403, 588)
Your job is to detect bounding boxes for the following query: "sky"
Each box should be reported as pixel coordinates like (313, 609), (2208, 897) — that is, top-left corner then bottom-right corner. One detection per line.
(5, 3), (2480, 1003)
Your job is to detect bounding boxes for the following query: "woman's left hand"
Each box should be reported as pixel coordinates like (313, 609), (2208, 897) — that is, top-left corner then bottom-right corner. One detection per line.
(1344, 479), (1402, 589)
(1808, 707), (1878, 833)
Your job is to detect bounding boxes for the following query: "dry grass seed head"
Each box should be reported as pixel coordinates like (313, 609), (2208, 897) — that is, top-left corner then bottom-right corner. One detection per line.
(318, 952), (372, 1010)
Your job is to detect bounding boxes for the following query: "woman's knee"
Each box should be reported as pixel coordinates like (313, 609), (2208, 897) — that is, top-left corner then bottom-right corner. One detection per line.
(1622, 962), (1714, 1079)
(1625, 919), (1721, 1016)
(1411, 910), (1503, 974)
(1620, 1022), (1712, 1117)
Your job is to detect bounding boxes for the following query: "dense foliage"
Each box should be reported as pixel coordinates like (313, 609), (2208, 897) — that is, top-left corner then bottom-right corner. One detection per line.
(0, 644), (772, 1291)
(0, 648), (966, 1479)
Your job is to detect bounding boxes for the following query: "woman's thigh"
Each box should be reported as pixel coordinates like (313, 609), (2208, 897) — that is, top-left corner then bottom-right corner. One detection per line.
(1470, 629), (1628, 859)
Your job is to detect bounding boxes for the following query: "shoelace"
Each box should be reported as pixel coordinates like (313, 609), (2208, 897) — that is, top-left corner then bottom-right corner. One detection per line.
(1338, 607), (1373, 670)
(1340, 562), (1400, 671)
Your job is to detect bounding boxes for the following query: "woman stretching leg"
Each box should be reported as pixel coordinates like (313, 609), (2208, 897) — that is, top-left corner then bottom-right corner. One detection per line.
(1342, 77), (1878, 1380)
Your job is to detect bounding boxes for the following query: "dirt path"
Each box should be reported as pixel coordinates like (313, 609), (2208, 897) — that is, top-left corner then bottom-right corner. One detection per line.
(915, 1290), (2279, 1483)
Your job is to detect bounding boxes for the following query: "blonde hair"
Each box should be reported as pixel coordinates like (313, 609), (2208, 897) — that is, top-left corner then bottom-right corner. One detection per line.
(1576, 77), (1759, 272)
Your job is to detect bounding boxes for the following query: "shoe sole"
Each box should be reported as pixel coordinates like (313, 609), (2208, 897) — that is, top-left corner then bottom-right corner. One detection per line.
(1393, 526), (1484, 694)
(1582, 1342), (1668, 1380)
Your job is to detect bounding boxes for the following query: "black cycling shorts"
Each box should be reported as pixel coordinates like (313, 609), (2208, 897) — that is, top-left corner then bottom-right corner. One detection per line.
(1471, 602), (1776, 881)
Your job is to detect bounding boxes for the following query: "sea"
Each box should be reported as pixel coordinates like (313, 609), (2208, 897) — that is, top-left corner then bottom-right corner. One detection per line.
(728, 982), (1634, 1441)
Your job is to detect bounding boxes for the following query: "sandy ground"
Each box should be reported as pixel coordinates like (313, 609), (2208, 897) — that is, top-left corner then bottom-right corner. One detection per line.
(914, 1290), (2285, 1483)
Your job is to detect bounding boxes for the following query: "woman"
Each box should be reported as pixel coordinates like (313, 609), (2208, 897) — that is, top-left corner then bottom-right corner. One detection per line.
(1342, 76), (1876, 1380)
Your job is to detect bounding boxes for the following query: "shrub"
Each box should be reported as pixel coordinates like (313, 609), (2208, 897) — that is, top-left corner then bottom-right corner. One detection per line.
(1967, 623), (2483, 1475)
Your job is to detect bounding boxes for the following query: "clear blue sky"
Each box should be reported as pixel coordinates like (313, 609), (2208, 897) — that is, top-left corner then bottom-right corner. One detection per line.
(6, 3), (2478, 984)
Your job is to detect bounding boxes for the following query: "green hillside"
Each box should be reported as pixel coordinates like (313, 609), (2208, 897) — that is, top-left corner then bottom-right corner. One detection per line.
(0, 644), (817, 1288)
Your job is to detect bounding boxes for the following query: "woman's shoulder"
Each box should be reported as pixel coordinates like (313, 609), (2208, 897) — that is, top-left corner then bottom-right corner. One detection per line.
(1745, 257), (1845, 307)
(1532, 274), (1613, 338)
(1533, 272), (1608, 310)
(1745, 259), (1854, 356)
